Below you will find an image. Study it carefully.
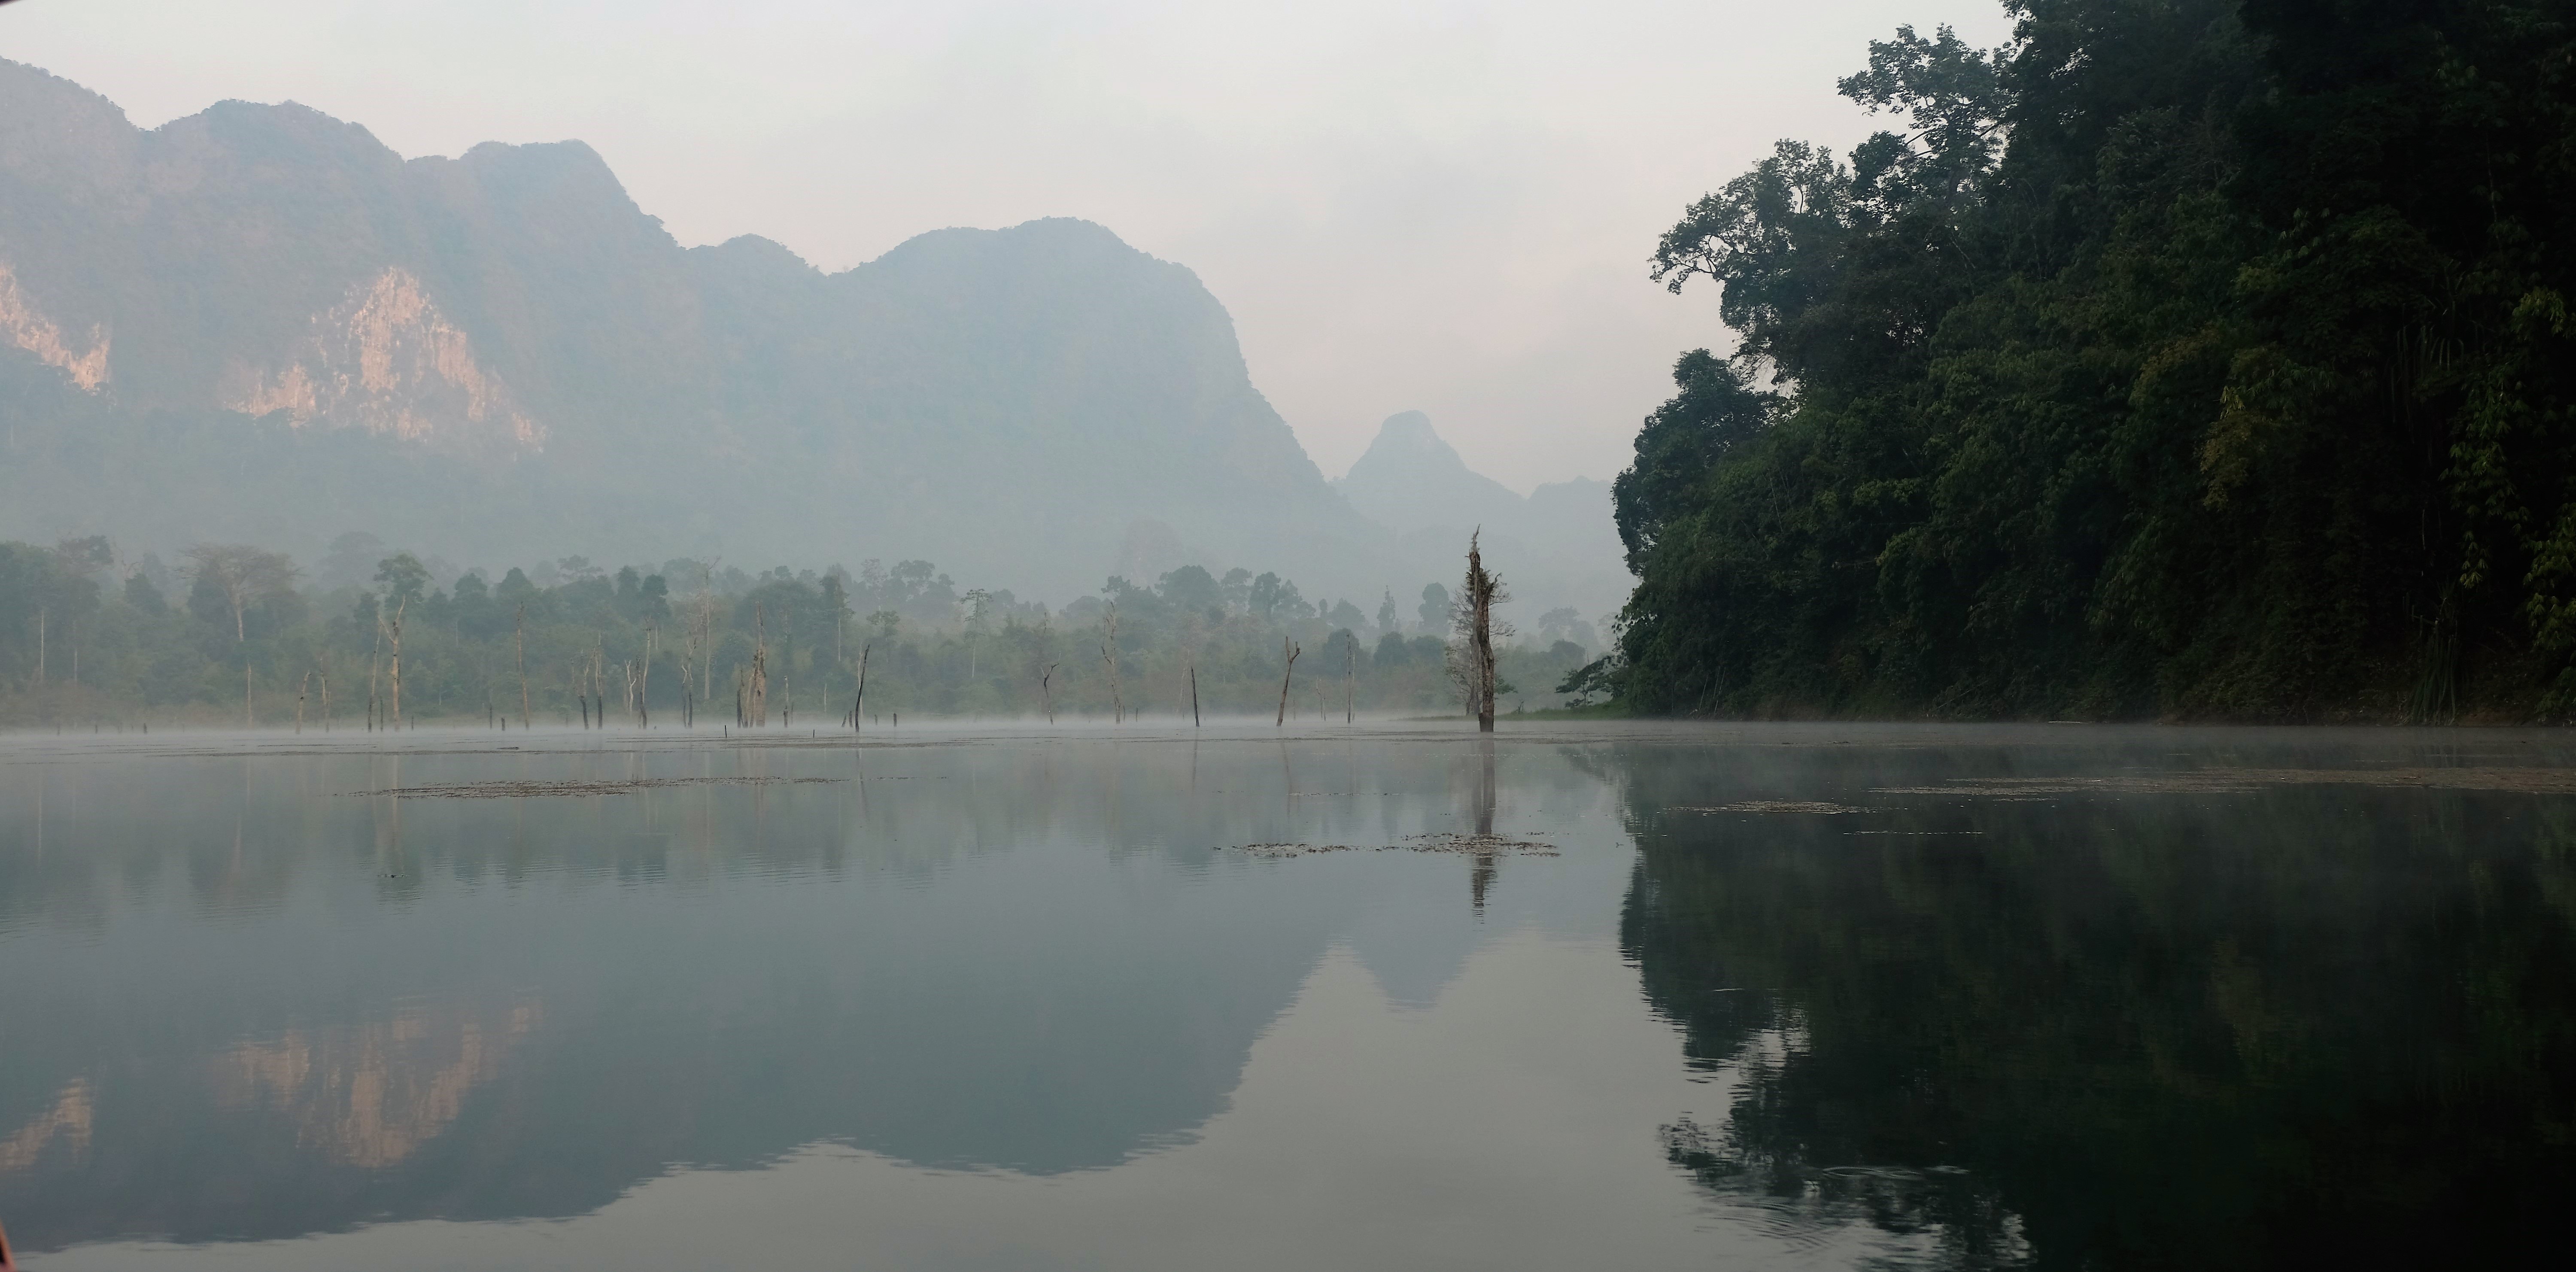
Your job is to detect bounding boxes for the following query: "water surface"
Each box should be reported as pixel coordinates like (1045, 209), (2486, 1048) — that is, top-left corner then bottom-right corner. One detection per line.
(3, 723), (2571, 1269)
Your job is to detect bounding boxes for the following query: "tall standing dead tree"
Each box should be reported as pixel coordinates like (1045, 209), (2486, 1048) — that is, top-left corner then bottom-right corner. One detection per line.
(750, 604), (769, 726)
(1456, 530), (1508, 733)
(386, 596), (407, 729)
(1102, 603), (1123, 723)
(696, 577), (717, 705)
(1275, 638), (1301, 727)
(853, 642), (871, 732)
(185, 543), (297, 731)
(1345, 636), (1355, 724)
(515, 604), (530, 729)
(181, 543), (298, 643)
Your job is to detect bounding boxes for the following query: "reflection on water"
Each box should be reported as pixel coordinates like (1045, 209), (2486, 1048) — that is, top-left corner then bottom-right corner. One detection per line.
(1616, 734), (2576, 1270)
(2, 723), (2574, 1269)
(213, 1000), (542, 1169)
(0, 1082), (88, 1174)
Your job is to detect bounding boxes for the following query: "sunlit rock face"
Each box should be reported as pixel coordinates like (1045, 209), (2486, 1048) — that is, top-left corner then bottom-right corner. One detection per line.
(0, 261), (109, 392)
(225, 267), (542, 455)
(213, 1000), (543, 1169)
(0, 1079), (91, 1174)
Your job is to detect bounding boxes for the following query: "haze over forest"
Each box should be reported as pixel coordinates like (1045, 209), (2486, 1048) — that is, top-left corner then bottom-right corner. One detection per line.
(0, 55), (1625, 622)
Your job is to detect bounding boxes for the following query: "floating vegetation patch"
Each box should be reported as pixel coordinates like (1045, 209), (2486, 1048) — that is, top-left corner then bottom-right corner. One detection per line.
(1671, 801), (1871, 815)
(343, 776), (841, 799)
(1218, 833), (1559, 858)
(1401, 832), (1559, 856)
(1874, 768), (2576, 798)
(1229, 843), (1361, 858)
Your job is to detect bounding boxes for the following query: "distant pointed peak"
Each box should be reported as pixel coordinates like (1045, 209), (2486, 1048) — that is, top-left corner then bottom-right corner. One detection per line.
(1351, 410), (1460, 469)
(1375, 410), (1439, 443)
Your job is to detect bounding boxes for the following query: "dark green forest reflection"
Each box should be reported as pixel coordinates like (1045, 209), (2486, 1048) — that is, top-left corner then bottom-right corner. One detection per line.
(1619, 746), (2576, 1269)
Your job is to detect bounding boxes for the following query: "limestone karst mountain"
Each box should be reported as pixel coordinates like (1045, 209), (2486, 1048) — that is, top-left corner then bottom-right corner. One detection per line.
(1337, 410), (1526, 535)
(0, 58), (1373, 599)
(0, 57), (1630, 620)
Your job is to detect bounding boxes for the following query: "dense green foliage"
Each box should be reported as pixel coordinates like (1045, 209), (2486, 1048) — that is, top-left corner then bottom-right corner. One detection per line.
(0, 536), (1597, 727)
(1614, 0), (2576, 719)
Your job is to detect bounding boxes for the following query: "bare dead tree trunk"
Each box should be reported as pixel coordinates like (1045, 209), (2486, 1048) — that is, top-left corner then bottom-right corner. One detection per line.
(1276, 638), (1300, 727)
(1102, 604), (1122, 723)
(700, 589), (715, 705)
(366, 616), (383, 732)
(1461, 530), (1504, 733)
(751, 604), (769, 727)
(1346, 639), (1355, 724)
(386, 597), (407, 729)
(296, 671), (310, 734)
(516, 604), (530, 729)
(317, 664), (331, 731)
(854, 642), (870, 732)
(1039, 660), (1057, 724)
(1190, 663), (1200, 727)
(1102, 644), (1123, 723)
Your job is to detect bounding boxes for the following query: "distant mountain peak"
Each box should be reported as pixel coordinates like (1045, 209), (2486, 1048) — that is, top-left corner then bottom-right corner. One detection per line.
(1337, 412), (1520, 533)
(1351, 410), (1459, 471)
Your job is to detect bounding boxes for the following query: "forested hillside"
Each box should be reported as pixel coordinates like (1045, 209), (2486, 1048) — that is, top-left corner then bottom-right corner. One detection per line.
(1613, 0), (2576, 719)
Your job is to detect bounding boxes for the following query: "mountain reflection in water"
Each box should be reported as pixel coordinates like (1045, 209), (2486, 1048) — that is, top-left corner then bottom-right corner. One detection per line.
(1, 724), (2573, 1269)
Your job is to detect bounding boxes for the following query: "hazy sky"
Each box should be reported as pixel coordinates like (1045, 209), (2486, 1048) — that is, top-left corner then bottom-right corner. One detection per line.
(2, 0), (2015, 492)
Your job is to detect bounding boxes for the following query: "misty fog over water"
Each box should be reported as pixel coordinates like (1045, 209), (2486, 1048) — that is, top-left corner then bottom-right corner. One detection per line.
(3, 722), (2571, 1268)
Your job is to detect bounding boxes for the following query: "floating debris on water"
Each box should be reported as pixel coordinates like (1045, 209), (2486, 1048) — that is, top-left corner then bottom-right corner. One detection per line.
(1227, 843), (1361, 857)
(343, 776), (841, 799)
(1671, 801), (1871, 815)
(1218, 833), (1558, 858)
(1401, 832), (1558, 856)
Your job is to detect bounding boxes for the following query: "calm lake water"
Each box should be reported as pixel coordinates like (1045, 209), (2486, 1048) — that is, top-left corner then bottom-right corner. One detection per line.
(2, 721), (2572, 1269)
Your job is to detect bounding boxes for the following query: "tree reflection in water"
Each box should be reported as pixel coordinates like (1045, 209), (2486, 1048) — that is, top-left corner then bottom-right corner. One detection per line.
(1619, 747), (2576, 1269)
